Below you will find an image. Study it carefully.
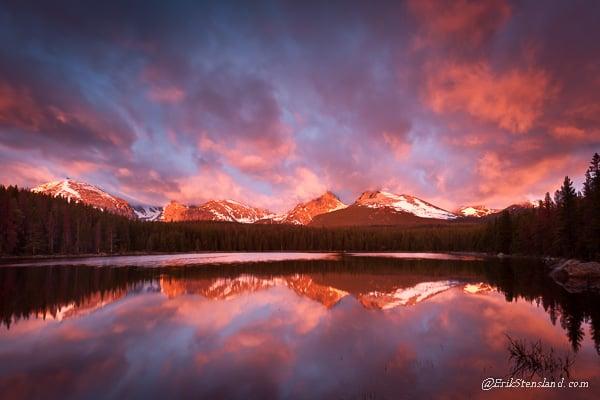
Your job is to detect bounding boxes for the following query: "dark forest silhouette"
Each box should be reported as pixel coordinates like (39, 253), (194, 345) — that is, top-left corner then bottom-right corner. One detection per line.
(491, 153), (600, 260)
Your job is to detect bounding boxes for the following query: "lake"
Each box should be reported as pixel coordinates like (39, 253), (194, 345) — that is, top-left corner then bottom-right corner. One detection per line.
(0, 253), (599, 399)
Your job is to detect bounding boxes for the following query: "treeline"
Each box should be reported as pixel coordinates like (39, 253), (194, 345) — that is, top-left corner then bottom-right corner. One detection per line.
(0, 153), (598, 259)
(488, 153), (600, 260)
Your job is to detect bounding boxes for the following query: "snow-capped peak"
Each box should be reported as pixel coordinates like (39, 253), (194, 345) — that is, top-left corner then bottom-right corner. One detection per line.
(455, 205), (497, 218)
(355, 191), (457, 220)
(32, 179), (81, 202)
(31, 179), (136, 218)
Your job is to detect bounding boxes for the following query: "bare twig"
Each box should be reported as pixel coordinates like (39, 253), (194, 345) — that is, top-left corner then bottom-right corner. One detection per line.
(505, 333), (575, 380)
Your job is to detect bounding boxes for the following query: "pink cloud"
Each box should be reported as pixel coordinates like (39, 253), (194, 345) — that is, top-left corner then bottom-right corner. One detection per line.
(0, 160), (56, 188)
(197, 131), (296, 178)
(443, 133), (487, 148)
(56, 160), (100, 175)
(287, 167), (328, 202)
(167, 167), (245, 205)
(148, 86), (185, 104)
(0, 79), (136, 152)
(408, 0), (511, 47)
(475, 151), (576, 204)
(0, 82), (49, 132)
(425, 62), (555, 133)
(382, 132), (411, 159)
(551, 125), (595, 141)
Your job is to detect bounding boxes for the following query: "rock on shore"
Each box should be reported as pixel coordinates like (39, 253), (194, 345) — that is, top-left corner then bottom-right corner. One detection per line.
(549, 259), (600, 293)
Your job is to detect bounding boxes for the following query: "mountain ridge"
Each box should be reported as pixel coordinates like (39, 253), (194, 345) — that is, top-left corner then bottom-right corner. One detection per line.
(162, 199), (272, 223)
(31, 179), (136, 219)
(30, 178), (518, 226)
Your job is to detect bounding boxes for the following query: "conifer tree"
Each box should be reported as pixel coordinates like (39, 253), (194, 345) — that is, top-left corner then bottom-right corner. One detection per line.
(582, 153), (600, 258)
(497, 210), (512, 254)
(557, 176), (578, 256)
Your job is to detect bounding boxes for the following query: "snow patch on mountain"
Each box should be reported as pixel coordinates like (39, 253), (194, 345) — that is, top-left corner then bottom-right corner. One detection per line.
(203, 199), (272, 223)
(361, 280), (460, 309)
(456, 205), (497, 217)
(133, 205), (164, 221)
(463, 283), (494, 294)
(355, 191), (457, 220)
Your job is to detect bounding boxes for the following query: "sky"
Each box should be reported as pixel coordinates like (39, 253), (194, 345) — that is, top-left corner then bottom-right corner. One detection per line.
(0, 0), (599, 212)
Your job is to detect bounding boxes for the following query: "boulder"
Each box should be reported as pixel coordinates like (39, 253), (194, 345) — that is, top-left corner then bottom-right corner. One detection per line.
(549, 259), (600, 293)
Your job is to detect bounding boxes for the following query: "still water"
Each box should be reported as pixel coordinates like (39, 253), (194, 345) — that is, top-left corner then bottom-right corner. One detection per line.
(0, 253), (599, 399)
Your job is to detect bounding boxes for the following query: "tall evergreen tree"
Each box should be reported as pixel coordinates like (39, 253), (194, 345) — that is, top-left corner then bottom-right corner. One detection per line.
(543, 192), (554, 210)
(582, 153), (600, 258)
(583, 153), (600, 196)
(538, 192), (556, 255)
(556, 176), (578, 257)
(497, 210), (512, 254)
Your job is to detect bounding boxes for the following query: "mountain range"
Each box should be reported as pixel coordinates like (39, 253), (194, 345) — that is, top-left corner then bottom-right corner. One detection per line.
(30, 178), (533, 227)
(159, 275), (490, 310)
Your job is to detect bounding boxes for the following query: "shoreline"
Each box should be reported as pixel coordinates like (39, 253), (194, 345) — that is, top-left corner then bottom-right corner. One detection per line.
(0, 250), (538, 264)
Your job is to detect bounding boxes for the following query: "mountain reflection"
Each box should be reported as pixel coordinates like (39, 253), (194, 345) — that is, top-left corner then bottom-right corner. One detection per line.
(1, 256), (599, 353)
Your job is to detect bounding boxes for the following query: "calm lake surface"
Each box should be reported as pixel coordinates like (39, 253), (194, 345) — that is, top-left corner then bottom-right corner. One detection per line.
(0, 253), (599, 399)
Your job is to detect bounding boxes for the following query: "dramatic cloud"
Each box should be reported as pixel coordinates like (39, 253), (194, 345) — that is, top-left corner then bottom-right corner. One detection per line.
(0, 0), (599, 211)
(425, 62), (554, 133)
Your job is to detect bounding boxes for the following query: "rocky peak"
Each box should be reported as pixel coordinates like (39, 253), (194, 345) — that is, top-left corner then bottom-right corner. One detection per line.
(282, 191), (347, 225)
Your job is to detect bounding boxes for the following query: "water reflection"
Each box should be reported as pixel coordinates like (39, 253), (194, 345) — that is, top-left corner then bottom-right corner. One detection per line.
(1, 252), (340, 268)
(0, 255), (599, 399)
